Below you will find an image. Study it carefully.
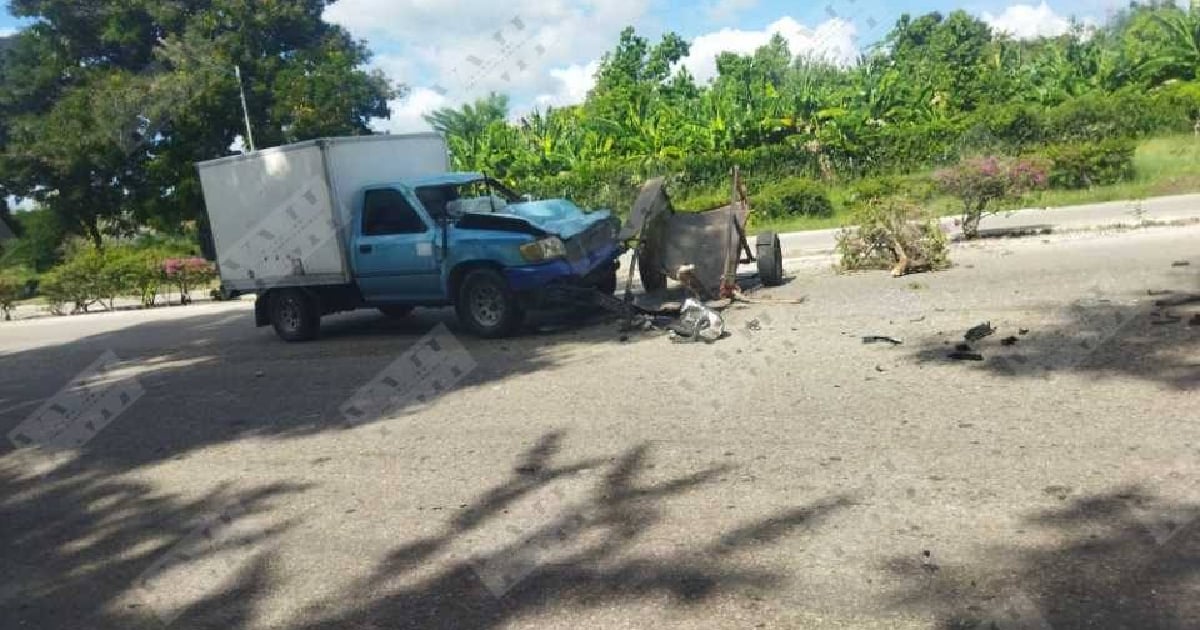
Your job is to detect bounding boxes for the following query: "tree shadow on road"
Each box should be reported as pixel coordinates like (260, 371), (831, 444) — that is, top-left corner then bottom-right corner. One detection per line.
(0, 304), (647, 473)
(884, 487), (1200, 629)
(907, 268), (1199, 390)
(0, 455), (307, 629)
(271, 432), (850, 630)
(2, 431), (850, 629)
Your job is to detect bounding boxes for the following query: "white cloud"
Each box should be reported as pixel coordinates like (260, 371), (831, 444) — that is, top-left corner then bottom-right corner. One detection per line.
(377, 87), (449, 134)
(339, 4), (863, 131)
(682, 16), (859, 84)
(983, 2), (1073, 39)
(329, 0), (650, 132)
(372, 54), (415, 87)
(533, 60), (599, 108)
(327, 0), (649, 102)
(0, 28), (16, 38)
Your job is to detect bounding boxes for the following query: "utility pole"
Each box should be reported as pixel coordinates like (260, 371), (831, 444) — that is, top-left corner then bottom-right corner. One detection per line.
(234, 65), (256, 152)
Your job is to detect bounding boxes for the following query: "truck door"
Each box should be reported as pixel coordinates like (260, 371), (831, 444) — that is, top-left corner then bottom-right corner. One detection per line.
(354, 187), (442, 302)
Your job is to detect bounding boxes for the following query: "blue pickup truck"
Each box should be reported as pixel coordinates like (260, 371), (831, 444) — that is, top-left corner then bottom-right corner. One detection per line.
(198, 135), (622, 341)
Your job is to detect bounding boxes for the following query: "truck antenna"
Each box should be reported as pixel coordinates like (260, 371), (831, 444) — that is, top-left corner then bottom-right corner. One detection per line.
(234, 65), (257, 152)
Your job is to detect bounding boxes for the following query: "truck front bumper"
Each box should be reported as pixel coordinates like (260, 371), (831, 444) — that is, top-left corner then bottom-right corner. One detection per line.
(503, 241), (622, 292)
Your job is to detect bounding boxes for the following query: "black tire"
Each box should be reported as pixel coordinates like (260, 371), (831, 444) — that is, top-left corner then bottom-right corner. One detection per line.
(377, 305), (415, 318)
(270, 289), (320, 342)
(456, 268), (525, 338)
(756, 232), (784, 287)
(637, 249), (667, 291)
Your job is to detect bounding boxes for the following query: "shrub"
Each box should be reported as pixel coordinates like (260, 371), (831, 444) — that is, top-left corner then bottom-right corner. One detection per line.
(674, 189), (737, 212)
(1042, 92), (1155, 143)
(836, 199), (950, 276)
(111, 248), (168, 307)
(0, 267), (32, 321)
(163, 257), (217, 304)
(754, 179), (834, 219)
(1036, 139), (1136, 189)
(933, 155), (1049, 238)
(846, 176), (938, 209)
(39, 264), (94, 315)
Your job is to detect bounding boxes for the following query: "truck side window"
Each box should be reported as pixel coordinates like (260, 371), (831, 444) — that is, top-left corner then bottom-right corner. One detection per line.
(363, 189), (427, 235)
(415, 186), (457, 220)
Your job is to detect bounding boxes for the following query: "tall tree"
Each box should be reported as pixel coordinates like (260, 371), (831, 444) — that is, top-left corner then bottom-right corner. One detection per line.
(0, 0), (397, 247)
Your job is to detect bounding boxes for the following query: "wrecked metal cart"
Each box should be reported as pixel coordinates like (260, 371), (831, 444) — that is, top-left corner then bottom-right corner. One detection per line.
(620, 169), (784, 300)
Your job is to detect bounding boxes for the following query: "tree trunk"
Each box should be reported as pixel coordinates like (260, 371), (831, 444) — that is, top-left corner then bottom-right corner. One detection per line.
(83, 218), (104, 251)
(961, 201), (987, 239)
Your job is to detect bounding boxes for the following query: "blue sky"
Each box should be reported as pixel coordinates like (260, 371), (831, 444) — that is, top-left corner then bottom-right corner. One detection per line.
(0, 0), (1123, 132)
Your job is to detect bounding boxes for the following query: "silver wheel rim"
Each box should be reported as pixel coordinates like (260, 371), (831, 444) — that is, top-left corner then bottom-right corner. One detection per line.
(470, 284), (504, 328)
(281, 298), (301, 331)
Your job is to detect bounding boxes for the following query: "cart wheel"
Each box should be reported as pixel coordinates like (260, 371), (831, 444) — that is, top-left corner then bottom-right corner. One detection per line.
(756, 232), (784, 286)
(637, 249), (667, 292)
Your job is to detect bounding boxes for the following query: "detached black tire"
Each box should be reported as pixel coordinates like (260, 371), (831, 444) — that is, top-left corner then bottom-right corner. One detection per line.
(756, 232), (784, 287)
(378, 305), (415, 318)
(270, 289), (320, 342)
(456, 268), (524, 338)
(637, 249), (667, 292)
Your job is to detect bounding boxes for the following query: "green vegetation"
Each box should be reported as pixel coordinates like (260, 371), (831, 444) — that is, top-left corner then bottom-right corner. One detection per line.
(2, 1), (1200, 308)
(740, 133), (1200, 234)
(423, 3), (1200, 221)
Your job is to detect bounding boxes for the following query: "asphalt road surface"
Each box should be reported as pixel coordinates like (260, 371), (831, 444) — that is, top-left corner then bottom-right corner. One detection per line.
(1, 224), (1197, 630)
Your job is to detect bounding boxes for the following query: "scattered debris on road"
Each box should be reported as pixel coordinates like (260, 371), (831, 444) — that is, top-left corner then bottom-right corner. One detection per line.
(964, 322), (996, 343)
(1000, 336), (1018, 346)
(948, 351), (985, 361)
(954, 343), (973, 352)
(1147, 289), (1174, 296)
(921, 549), (939, 574)
(1171, 260), (1190, 267)
(862, 335), (903, 346)
(668, 299), (726, 343)
(1018, 328), (1029, 335)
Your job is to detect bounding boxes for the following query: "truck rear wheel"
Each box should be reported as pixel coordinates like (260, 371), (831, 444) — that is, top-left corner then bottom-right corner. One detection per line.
(456, 268), (524, 338)
(270, 289), (320, 342)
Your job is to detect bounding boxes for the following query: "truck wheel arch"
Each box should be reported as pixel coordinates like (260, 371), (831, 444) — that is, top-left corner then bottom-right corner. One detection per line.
(255, 287), (325, 327)
(449, 261), (506, 301)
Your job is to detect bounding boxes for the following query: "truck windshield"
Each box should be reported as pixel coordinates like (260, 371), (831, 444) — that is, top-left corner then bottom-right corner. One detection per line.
(415, 178), (523, 221)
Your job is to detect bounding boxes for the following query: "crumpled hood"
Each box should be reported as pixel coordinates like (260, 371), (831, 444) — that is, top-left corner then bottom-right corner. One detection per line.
(500, 199), (613, 239)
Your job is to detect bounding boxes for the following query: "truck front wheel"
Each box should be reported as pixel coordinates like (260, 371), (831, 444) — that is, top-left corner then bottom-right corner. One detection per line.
(270, 289), (320, 342)
(456, 269), (524, 338)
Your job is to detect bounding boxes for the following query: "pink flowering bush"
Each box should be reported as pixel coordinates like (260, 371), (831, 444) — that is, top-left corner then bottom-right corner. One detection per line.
(162, 257), (216, 304)
(933, 156), (1049, 238)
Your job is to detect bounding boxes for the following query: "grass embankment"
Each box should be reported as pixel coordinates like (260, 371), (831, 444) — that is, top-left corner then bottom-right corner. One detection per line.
(738, 134), (1200, 234)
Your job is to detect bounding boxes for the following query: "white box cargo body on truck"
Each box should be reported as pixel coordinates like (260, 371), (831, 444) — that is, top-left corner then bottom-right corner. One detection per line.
(198, 134), (450, 292)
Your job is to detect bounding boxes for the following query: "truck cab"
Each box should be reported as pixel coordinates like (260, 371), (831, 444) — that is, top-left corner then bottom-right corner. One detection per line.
(333, 172), (620, 338)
